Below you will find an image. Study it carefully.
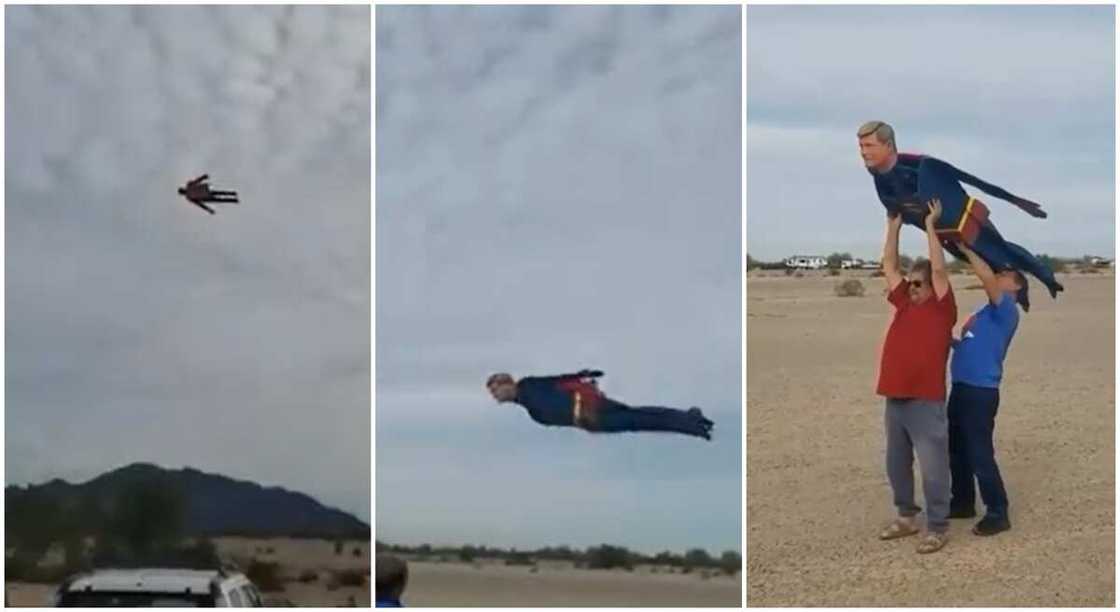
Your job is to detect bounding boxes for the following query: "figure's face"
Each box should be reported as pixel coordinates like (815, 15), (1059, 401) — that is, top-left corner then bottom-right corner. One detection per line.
(907, 268), (933, 304)
(859, 134), (893, 171)
(487, 375), (517, 402)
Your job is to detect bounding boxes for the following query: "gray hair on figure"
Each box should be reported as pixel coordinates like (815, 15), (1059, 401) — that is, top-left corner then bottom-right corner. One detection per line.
(858, 120), (896, 152)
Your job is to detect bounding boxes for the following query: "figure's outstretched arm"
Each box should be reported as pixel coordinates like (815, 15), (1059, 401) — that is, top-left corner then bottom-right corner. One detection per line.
(937, 159), (1046, 219)
(530, 369), (604, 384)
(188, 174), (210, 186)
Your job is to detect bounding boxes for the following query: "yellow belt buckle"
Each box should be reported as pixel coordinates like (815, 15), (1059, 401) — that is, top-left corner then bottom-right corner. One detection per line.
(934, 196), (975, 238)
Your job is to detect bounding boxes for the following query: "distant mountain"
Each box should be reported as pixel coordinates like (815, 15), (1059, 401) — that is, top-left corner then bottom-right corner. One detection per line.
(6, 463), (369, 541)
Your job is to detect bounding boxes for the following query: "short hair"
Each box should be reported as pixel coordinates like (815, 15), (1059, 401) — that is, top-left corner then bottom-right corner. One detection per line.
(858, 120), (896, 151)
(909, 258), (932, 280)
(486, 373), (514, 388)
(376, 554), (409, 601)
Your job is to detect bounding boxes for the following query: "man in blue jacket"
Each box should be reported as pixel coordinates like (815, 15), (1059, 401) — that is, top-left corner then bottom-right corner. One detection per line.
(486, 370), (714, 440)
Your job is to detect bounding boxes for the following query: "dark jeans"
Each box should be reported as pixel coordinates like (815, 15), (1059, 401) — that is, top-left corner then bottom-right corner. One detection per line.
(588, 400), (708, 439)
(948, 382), (1009, 519)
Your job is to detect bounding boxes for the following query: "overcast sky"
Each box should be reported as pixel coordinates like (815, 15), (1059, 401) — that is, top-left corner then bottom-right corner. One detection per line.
(6, 5), (370, 521)
(376, 5), (741, 554)
(747, 5), (1115, 261)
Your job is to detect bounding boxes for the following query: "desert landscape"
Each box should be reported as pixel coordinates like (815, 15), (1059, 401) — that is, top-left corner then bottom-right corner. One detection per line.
(394, 558), (740, 607)
(5, 537), (369, 607)
(746, 270), (1115, 606)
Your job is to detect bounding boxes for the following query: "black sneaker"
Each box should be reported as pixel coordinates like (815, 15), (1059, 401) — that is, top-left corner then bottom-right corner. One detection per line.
(972, 515), (1011, 536)
(949, 506), (977, 519)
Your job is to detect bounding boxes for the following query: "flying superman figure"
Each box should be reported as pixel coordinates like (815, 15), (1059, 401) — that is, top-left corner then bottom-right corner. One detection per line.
(177, 174), (239, 215)
(858, 121), (1063, 300)
(486, 370), (714, 440)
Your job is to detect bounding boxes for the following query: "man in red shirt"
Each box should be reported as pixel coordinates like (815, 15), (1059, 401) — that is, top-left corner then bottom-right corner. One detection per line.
(875, 199), (957, 554)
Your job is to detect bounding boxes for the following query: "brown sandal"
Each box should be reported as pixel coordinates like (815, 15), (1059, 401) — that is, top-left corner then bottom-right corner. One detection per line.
(879, 518), (919, 540)
(916, 532), (948, 554)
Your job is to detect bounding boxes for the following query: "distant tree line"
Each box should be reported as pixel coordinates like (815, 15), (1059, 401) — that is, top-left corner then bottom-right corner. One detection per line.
(749, 252), (1109, 274)
(375, 541), (742, 576)
(6, 479), (219, 583)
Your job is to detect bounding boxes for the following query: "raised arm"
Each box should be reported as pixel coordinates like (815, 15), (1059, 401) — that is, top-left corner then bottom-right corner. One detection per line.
(924, 199), (950, 299)
(958, 244), (1002, 305)
(881, 213), (904, 291)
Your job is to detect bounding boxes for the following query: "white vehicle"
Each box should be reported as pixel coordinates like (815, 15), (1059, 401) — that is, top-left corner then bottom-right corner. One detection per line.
(52, 567), (263, 607)
(784, 255), (827, 270)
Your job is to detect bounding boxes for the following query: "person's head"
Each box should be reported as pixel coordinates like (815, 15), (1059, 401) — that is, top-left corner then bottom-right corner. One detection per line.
(376, 554), (408, 603)
(177, 187), (186, 195)
(906, 259), (933, 304)
(486, 373), (517, 402)
(997, 269), (1030, 311)
(858, 120), (897, 172)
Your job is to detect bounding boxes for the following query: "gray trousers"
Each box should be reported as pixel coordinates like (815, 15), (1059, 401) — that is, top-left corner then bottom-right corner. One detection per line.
(885, 398), (951, 533)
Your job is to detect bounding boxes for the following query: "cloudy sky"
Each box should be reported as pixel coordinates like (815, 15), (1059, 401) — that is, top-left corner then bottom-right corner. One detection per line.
(6, 6), (370, 521)
(747, 5), (1115, 261)
(376, 6), (741, 554)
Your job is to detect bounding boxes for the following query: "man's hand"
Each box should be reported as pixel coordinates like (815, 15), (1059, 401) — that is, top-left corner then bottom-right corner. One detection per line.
(925, 198), (943, 228)
(578, 369), (604, 378)
(887, 211), (903, 231)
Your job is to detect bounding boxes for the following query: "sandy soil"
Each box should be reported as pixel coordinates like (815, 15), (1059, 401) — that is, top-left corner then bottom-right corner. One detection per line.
(4, 537), (369, 607)
(398, 559), (741, 607)
(746, 272), (1115, 606)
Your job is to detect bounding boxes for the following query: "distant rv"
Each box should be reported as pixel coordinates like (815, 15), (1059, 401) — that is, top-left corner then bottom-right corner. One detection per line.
(784, 255), (828, 270)
(842, 258), (881, 270)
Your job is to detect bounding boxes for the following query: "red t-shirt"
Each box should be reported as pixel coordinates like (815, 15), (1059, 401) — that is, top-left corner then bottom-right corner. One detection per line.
(877, 281), (957, 401)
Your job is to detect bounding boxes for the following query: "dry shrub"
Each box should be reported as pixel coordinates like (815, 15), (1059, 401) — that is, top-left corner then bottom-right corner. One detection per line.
(834, 279), (866, 297)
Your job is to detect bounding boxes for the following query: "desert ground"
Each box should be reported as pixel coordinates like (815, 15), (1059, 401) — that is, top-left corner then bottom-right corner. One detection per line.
(396, 558), (740, 607)
(746, 271), (1115, 606)
(5, 537), (369, 607)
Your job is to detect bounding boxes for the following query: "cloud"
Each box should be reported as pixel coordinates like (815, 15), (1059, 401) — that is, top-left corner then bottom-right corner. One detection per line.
(6, 5), (371, 520)
(376, 5), (741, 553)
(746, 5), (1115, 260)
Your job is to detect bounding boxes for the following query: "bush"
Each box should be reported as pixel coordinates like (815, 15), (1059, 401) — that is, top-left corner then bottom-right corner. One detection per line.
(352, 547), (363, 558)
(298, 570), (319, 583)
(586, 545), (632, 570)
(504, 552), (534, 566)
(719, 551), (742, 576)
(335, 540), (345, 556)
(828, 268), (840, 276)
(793, 271), (804, 278)
(332, 569), (366, 588)
(834, 279), (866, 297)
(870, 270), (884, 278)
(246, 560), (284, 592)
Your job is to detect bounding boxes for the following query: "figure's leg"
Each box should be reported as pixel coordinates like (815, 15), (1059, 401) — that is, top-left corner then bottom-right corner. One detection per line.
(1003, 239), (1062, 297)
(208, 191), (239, 203)
(591, 402), (710, 439)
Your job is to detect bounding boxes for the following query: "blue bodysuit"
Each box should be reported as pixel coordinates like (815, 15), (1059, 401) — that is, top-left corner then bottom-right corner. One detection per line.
(871, 153), (1063, 298)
